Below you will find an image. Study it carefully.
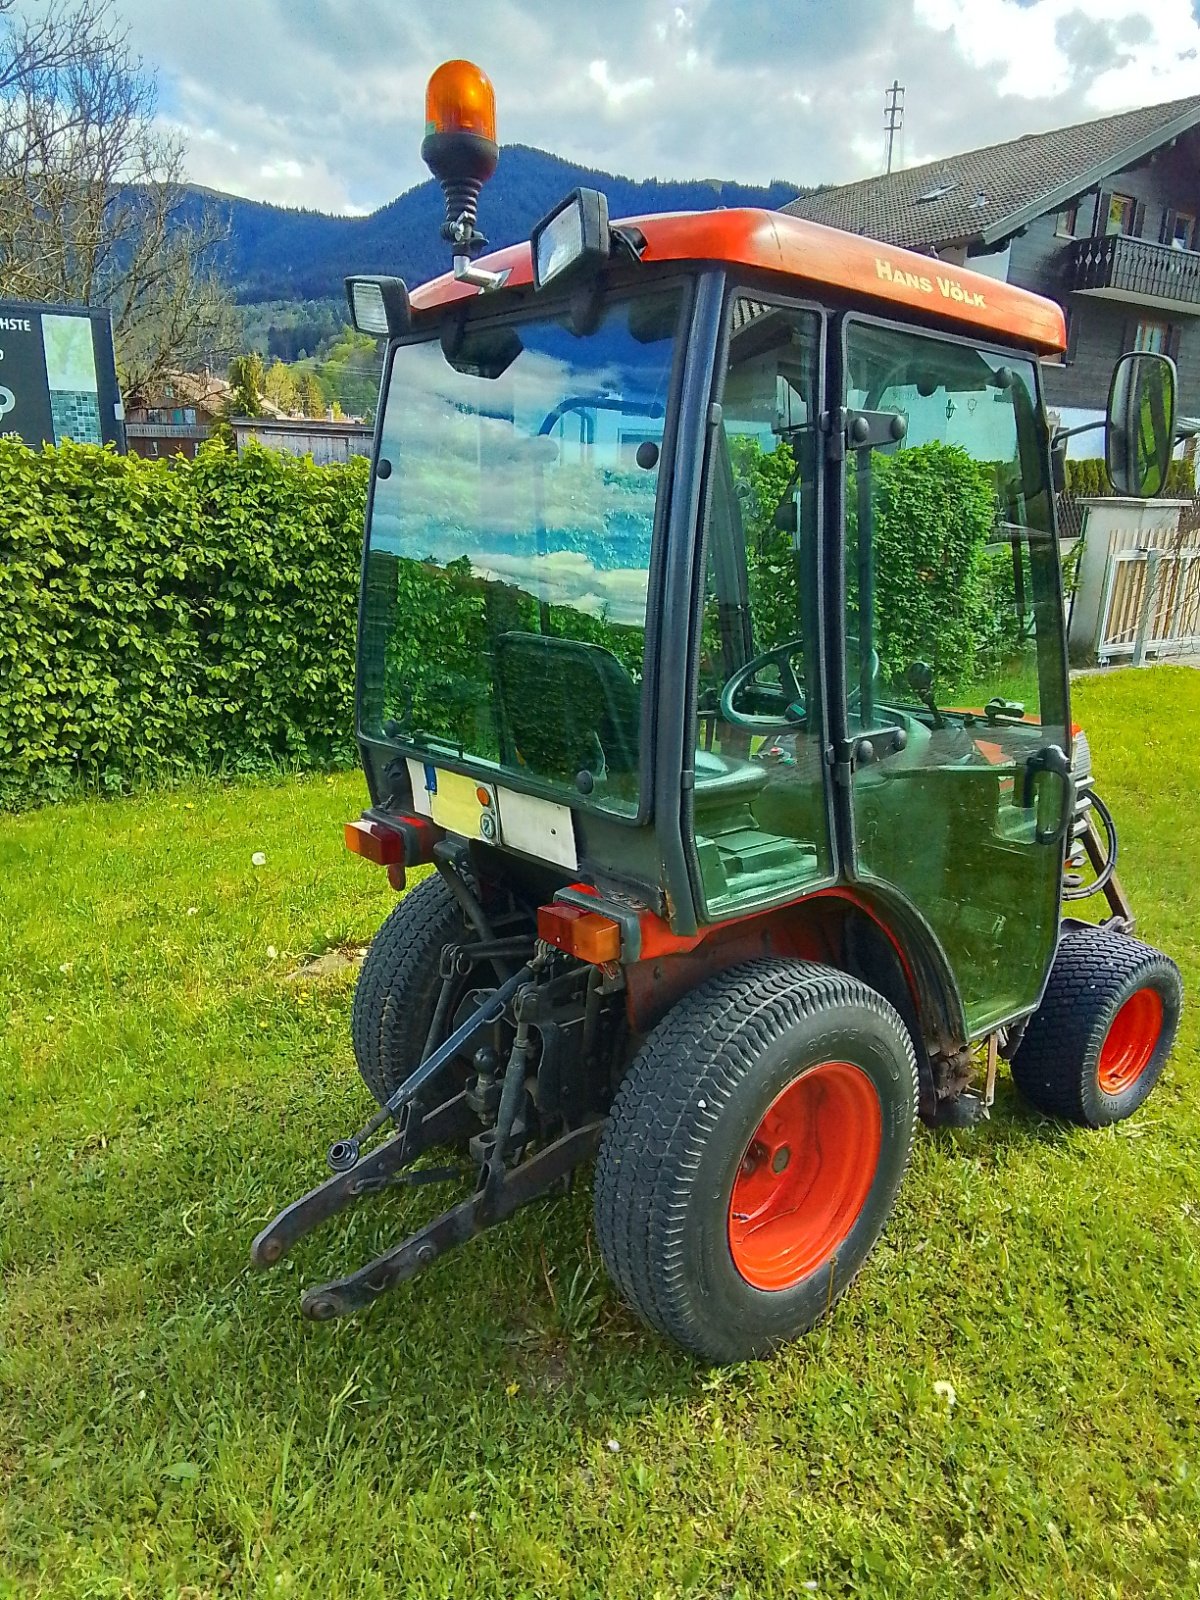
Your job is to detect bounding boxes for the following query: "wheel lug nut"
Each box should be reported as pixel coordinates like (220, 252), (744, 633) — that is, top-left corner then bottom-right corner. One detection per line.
(771, 1145), (791, 1174)
(740, 1140), (765, 1176)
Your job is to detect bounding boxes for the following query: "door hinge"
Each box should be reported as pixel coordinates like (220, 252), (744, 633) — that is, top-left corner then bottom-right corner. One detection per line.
(825, 740), (852, 786)
(820, 407), (847, 462)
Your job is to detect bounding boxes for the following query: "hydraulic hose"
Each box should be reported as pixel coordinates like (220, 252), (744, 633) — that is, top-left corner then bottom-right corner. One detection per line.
(1063, 788), (1119, 900)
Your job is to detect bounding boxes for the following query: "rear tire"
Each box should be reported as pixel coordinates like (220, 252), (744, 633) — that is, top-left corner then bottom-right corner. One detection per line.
(351, 874), (465, 1105)
(1010, 925), (1182, 1128)
(593, 960), (918, 1364)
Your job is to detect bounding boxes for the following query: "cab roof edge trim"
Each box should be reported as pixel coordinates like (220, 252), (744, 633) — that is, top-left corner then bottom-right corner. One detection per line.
(407, 207), (1067, 355)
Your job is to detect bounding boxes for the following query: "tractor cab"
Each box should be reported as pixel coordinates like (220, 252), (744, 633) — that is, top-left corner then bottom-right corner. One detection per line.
(255, 61), (1184, 1363)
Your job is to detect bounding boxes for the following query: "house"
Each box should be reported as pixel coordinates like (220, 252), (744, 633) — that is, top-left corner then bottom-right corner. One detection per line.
(229, 414), (372, 465)
(782, 95), (1200, 440)
(124, 370), (232, 459)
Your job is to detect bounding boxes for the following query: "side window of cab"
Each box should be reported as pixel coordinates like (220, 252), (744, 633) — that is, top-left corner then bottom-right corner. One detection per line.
(691, 298), (831, 919)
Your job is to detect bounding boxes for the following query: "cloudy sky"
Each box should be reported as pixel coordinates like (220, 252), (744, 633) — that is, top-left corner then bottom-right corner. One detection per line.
(107, 0), (1200, 215)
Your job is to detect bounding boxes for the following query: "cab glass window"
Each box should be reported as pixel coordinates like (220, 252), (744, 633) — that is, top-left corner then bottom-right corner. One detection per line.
(359, 290), (683, 816)
(690, 297), (830, 918)
(843, 319), (1069, 1031)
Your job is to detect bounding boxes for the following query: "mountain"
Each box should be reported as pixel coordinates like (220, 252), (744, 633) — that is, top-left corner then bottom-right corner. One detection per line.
(192, 145), (809, 303)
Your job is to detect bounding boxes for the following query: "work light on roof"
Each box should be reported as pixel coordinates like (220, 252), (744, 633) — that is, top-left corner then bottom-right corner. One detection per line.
(344, 275), (410, 339)
(531, 188), (611, 291)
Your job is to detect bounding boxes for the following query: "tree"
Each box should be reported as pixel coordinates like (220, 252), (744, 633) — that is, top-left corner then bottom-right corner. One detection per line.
(296, 369), (327, 420)
(0, 0), (238, 399)
(227, 352), (265, 418)
(312, 325), (382, 419)
(262, 358), (300, 415)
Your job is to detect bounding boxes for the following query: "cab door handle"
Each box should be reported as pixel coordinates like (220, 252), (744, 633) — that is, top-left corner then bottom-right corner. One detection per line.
(1021, 743), (1074, 845)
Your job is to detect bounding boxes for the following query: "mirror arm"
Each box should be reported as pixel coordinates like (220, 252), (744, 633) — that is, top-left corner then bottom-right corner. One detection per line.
(1051, 419), (1104, 447)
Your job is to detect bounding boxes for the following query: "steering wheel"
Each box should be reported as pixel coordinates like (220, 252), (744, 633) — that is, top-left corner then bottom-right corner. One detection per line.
(719, 634), (880, 733)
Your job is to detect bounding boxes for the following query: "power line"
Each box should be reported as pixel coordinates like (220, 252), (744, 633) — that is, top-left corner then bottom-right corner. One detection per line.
(884, 79), (905, 175)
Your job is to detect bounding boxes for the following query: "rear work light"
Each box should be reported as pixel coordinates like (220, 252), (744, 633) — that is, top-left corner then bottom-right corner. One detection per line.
(531, 188), (610, 290)
(537, 902), (622, 965)
(345, 275), (410, 338)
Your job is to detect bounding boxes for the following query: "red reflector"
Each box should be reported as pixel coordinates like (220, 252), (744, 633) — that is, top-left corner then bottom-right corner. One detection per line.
(537, 903), (622, 965)
(344, 819), (404, 867)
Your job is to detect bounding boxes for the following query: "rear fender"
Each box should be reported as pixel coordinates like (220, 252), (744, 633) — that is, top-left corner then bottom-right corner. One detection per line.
(622, 885), (965, 1112)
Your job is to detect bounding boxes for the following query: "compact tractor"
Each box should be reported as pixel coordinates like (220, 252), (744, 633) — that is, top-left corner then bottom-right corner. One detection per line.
(253, 62), (1184, 1362)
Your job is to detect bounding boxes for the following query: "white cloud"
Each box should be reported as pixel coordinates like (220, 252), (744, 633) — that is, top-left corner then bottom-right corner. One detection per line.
(99, 0), (1200, 211)
(914, 0), (1200, 107)
(587, 59), (655, 110)
(259, 158), (303, 181)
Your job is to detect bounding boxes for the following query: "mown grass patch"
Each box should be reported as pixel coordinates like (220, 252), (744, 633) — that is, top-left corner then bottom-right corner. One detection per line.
(2, 670), (1199, 1597)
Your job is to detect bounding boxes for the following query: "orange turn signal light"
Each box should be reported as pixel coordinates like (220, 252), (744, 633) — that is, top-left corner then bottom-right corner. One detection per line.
(537, 902), (622, 965)
(343, 818), (403, 867)
(425, 59), (497, 142)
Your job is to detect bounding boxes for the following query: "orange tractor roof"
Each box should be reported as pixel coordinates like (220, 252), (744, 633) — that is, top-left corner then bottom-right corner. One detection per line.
(409, 207), (1067, 356)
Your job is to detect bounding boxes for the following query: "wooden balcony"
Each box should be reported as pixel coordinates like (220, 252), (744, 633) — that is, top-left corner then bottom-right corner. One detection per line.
(125, 421), (212, 441)
(1068, 233), (1200, 312)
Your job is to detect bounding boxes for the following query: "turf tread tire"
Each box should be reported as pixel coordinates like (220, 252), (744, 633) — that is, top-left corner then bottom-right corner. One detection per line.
(351, 875), (465, 1105)
(1010, 924), (1181, 1128)
(594, 959), (919, 1363)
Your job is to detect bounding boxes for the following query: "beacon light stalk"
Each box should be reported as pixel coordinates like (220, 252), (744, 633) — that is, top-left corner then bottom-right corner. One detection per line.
(344, 275), (410, 338)
(420, 59), (507, 292)
(531, 188), (611, 291)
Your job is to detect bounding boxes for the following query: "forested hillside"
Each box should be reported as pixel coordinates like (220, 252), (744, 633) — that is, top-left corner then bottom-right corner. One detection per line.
(193, 144), (807, 302)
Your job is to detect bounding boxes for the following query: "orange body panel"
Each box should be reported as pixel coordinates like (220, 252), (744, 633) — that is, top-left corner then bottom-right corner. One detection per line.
(408, 208), (1067, 355)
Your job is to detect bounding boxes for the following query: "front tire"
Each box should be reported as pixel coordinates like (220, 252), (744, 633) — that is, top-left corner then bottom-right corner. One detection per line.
(1010, 925), (1182, 1127)
(593, 960), (918, 1364)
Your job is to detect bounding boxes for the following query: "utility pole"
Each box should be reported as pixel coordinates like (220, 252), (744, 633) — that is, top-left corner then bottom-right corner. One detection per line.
(884, 79), (905, 174)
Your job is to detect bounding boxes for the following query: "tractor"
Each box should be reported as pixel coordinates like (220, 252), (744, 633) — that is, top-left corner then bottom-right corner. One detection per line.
(253, 61), (1184, 1363)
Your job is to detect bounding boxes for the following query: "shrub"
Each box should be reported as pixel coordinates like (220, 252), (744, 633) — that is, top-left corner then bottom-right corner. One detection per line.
(1065, 454), (1196, 498)
(0, 438), (368, 809)
(841, 442), (1024, 695)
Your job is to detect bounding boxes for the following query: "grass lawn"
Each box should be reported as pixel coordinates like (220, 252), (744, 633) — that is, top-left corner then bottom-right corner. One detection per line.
(3, 668), (1199, 1599)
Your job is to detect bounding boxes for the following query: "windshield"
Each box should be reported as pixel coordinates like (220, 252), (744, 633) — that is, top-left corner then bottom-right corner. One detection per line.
(359, 289), (682, 816)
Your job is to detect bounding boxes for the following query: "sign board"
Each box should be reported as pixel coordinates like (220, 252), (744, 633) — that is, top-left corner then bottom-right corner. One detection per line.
(0, 300), (125, 451)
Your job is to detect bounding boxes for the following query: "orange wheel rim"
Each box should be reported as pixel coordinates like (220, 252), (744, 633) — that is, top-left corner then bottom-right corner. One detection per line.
(727, 1061), (883, 1292)
(1097, 987), (1163, 1095)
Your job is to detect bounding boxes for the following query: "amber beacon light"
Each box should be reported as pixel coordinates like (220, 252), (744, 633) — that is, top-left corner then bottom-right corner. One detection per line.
(421, 59), (505, 289)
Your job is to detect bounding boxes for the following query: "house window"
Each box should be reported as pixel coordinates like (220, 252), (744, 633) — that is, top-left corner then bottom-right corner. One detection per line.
(1133, 320), (1170, 355)
(1163, 210), (1197, 251)
(1106, 193), (1137, 235)
(1056, 203), (1079, 238)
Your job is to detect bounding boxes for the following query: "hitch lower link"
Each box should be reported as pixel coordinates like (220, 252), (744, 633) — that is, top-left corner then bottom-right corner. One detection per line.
(250, 950), (603, 1320)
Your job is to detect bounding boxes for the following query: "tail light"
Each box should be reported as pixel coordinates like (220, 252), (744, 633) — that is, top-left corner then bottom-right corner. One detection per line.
(537, 902), (622, 965)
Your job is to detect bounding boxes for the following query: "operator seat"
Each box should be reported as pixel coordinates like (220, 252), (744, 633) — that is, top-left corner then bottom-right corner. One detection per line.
(493, 632), (641, 795)
(493, 630), (770, 808)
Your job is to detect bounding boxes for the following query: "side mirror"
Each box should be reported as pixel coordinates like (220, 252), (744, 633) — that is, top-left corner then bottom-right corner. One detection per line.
(1105, 351), (1177, 497)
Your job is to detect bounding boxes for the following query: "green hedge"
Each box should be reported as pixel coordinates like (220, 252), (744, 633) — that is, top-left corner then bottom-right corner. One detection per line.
(0, 439), (368, 809)
(5, 432), (1192, 811)
(1065, 455), (1195, 498)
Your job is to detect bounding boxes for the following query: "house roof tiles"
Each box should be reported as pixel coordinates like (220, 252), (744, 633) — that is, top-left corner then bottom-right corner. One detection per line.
(781, 95), (1200, 251)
